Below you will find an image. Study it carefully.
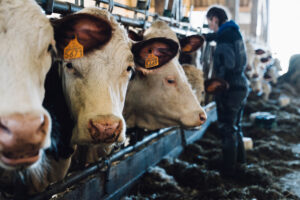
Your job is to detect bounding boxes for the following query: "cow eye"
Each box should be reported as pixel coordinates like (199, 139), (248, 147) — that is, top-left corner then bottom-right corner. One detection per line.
(47, 44), (53, 52)
(66, 63), (73, 69)
(167, 79), (175, 84)
(127, 66), (133, 72)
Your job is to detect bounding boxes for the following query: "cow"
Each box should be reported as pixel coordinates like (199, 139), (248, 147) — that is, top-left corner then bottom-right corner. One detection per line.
(264, 58), (282, 84)
(0, 0), (54, 170)
(182, 64), (205, 105)
(124, 21), (207, 131)
(247, 47), (273, 100)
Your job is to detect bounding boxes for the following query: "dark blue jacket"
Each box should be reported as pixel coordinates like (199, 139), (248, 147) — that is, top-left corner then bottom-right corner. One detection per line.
(204, 20), (248, 90)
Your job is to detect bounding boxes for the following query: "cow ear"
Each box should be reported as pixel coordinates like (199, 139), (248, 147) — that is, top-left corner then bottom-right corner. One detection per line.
(180, 35), (204, 53)
(255, 49), (266, 55)
(128, 30), (143, 41)
(131, 37), (178, 70)
(52, 13), (112, 58)
(204, 78), (229, 94)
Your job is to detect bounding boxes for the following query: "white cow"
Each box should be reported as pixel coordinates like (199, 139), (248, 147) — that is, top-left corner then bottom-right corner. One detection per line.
(51, 8), (136, 153)
(0, 0), (53, 170)
(124, 21), (207, 130)
(264, 58), (282, 84)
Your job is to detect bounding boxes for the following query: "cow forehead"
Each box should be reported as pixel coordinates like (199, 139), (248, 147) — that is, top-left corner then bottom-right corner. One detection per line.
(0, 0), (53, 66)
(144, 21), (179, 44)
(71, 8), (133, 71)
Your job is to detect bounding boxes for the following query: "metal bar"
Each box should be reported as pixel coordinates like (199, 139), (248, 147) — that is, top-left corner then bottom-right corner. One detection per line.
(96, 0), (148, 15)
(113, 15), (146, 28)
(110, 127), (174, 162)
(31, 162), (106, 200)
(36, 0), (54, 14)
(52, 1), (83, 14)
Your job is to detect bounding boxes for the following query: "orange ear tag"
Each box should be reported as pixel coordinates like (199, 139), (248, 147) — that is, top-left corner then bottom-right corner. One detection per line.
(64, 35), (84, 60)
(182, 44), (193, 52)
(145, 50), (159, 69)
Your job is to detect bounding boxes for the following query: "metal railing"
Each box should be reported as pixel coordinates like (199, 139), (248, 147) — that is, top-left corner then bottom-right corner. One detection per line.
(31, 103), (216, 200)
(36, 0), (202, 35)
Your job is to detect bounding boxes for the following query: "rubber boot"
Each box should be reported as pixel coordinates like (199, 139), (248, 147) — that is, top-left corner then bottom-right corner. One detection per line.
(221, 132), (238, 177)
(236, 131), (246, 164)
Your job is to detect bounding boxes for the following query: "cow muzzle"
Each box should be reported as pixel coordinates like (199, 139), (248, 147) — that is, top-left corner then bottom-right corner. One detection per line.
(88, 115), (122, 143)
(0, 113), (50, 167)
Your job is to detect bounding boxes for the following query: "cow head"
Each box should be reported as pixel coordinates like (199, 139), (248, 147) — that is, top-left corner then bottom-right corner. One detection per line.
(0, 0), (53, 169)
(52, 8), (135, 153)
(124, 21), (206, 130)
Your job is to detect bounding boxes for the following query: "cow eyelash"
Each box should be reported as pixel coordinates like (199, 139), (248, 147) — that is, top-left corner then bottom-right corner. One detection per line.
(66, 63), (73, 69)
(127, 66), (133, 72)
(167, 79), (176, 84)
(47, 44), (53, 52)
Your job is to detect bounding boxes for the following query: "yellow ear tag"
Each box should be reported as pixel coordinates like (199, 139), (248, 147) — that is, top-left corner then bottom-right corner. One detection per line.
(64, 35), (84, 60)
(182, 44), (192, 52)
(145, 50), (159, 69)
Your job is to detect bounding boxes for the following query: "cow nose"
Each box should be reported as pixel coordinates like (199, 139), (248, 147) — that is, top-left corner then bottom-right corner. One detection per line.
(199, 112), (207, 125)
(252, 73), (259, 78)
(246, 65), (252, 71)
(88, 117), (122, 143)
(0, 113), (49, 166)
(0, 113), (49, 146)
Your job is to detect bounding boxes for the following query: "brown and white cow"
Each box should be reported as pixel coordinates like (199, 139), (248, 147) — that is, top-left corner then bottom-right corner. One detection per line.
(124, 21), (207, 130)
(0, 0), (54, 170)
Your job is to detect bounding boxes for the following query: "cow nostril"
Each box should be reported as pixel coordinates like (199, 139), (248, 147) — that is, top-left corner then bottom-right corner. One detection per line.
(199, 113), (207, 124)
(0, 119), (10, 133)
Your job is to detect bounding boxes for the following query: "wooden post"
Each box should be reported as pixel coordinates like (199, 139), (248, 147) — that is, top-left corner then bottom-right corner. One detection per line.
(154, 0), (165, 15)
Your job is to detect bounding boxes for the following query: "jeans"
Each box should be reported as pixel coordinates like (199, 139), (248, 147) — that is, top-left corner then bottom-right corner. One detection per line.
(215, 87), (248, 172)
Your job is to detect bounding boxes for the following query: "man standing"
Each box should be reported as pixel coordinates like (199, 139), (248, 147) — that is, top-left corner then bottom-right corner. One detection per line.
(203, 6), (249, 176)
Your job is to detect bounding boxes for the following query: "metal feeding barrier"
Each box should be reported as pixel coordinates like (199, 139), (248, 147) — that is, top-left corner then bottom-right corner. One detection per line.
(36, 0), (202, 35)
(31, 102), (216, 200)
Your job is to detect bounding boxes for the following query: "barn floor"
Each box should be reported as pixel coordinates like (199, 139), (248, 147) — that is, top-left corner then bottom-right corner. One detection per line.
(123, 81), (300, 200)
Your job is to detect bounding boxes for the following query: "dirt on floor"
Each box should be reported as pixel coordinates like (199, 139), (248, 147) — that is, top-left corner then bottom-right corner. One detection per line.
(123, 81), (300, 200)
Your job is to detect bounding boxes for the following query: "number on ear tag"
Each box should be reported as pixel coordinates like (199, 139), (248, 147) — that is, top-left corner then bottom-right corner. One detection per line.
(64, 35), (84, 60)
(145, 50), (159, 69)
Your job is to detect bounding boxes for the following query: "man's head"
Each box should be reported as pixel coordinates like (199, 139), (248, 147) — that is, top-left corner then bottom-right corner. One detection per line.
(206, 6), (228, 32)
